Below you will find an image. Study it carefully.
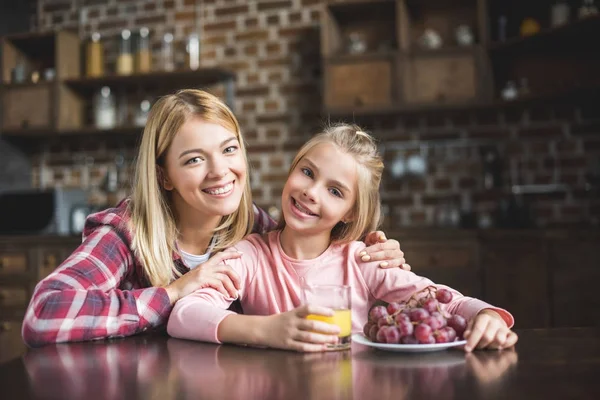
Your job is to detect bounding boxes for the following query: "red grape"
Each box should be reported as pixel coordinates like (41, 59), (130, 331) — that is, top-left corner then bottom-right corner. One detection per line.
(387, 302), (402, 315)
(363, 323), (373, 337)
(397, 320), (414, 337)
(421, 298), (439, 313)
(369, 305), (388, 322)
(401, 335), (419, 344)
(423, 316), (443, 331)
(419, 334), (436, 344)
(368, 324), (379, 341)
(409, 308), (430, 322)
(442, 326), (457, 342)
(434, 328), (450, 343)
(383, 326), (401, 344)
(414, 323), (432, 342)
(447, 315), (467, 338)
(431, 312), (447, 328)
(394, 312), (410, 325)
(436, 289), (453, 304)
(377, 316), (393, 328)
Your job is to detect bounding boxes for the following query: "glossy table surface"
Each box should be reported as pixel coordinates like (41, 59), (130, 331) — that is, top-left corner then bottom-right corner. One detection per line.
(1, 327), (599, 400)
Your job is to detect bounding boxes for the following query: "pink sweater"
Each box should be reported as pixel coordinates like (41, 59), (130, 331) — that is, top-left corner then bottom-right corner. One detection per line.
(168, 232), (514, 343)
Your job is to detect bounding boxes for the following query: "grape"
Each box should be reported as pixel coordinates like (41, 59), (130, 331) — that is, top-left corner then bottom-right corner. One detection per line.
(377, 316), (393, 328)
(430, 312), (447, 328)
(383, 326), (401, 344)
(397, 320), (414, 337)
(368, 324), (379, 342)
(423, 316), (443, 331)
(363, 323), (373, 337)
(409, 308), (430, 322)
(447, 315), (467, 338)
(434, 328), (450, 343)
(419, 334), (436, 344)
(387, 302), (402, 315)
(376, 326), (388, 343)
(369, 305), (388, 322)
(401, 335), (419, 344)
(394, 312), (410, 325)
(442, 326), (457, 342)
(414, 323), (432, 342)
(421, 298), (439, 313)
(436, 289), (453, 304)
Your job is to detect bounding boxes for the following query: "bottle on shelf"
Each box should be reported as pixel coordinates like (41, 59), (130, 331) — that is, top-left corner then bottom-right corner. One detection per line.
(86, 32), (104, 77)
(116, 29), (133, 75)
(186, 33), (200, 70)
(579, 0), (599, 18)
(93, 86), (116, 129)
(136, 27), (152, 73)
(161, 33), (175, 72)
(551, 1), (571, 27)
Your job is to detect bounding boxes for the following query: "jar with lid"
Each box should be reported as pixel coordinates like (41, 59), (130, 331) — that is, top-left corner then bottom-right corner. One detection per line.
(136, 27), (152, 73)
(86, 32), (104, 77)
(116, 29), (133, 75)
(186, 33), (200, 70)
(93, 86), (116, 129)
(161, 33), (175, 72)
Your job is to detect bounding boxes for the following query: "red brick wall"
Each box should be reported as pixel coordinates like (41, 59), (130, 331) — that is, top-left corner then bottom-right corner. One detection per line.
(31, 0), (600, 228)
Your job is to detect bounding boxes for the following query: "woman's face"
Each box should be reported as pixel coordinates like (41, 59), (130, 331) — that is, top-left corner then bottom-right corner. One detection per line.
(281, 142), (357, 237)
(162, 116), (247, 222)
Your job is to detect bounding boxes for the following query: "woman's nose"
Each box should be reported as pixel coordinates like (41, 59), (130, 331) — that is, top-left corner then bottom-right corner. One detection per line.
(207, 157), (228, 178)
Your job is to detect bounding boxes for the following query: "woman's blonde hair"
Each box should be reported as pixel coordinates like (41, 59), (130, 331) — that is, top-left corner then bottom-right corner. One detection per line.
(279, 123), (383, 243)
(128, 89), (253, 287)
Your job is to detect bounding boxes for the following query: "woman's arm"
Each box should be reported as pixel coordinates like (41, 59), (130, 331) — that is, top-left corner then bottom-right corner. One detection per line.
(22, 226), (172, 347)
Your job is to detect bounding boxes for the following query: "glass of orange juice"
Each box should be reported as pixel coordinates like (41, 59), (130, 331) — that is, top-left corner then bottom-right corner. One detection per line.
(303, 284), (352, 350)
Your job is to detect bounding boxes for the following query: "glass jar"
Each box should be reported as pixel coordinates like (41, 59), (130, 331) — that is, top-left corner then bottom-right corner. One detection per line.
(136, 27), (152, 73)
(161, 33), (175, 72)
(93, 86), (116, 129)
(116, 29), (133, 75)
(186, 33), (200, 70)
(86, 32), (104, 77)
(134, 98), (152, 127)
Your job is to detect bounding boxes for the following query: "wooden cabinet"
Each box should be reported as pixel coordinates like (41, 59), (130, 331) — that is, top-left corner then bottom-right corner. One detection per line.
(0, 236), (79, 363)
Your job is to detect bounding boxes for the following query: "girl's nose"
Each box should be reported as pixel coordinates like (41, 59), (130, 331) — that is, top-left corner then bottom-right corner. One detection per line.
(302, 186), (317, 202)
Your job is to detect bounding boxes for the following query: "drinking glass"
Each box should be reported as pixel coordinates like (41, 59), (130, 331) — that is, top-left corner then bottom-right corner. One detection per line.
(303, 284), (352, 350)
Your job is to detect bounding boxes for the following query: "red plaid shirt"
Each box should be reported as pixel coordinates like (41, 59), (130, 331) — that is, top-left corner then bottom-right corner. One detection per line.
(22, 199), (276, 347)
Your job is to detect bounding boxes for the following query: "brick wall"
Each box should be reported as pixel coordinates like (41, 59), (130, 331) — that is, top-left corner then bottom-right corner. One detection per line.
(27, 0), (600, 228)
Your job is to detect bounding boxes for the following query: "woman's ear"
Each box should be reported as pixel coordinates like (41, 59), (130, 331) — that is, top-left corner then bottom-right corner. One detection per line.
(157, 166), (173, 191)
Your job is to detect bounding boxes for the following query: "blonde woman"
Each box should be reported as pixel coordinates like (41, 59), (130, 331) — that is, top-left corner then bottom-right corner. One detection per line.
(22, 90), (409, 347)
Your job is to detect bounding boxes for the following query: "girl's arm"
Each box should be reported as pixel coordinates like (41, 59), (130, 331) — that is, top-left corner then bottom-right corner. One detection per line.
(22, 226), (172, 347)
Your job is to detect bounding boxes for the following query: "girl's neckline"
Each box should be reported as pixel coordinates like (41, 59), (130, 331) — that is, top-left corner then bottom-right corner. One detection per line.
(272, 230), (337, 266)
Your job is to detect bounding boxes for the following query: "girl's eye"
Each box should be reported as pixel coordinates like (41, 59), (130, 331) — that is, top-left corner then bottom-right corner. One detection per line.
(224, 145), (238, 154)
(301, 167), (313, 178)
(185, 157), (202, 165)
(329, 188), (343, 198)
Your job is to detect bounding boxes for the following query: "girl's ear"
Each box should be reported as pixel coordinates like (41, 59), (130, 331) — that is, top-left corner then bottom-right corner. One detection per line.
(157, 166), (173, 191)
(341, 211), (354, 224)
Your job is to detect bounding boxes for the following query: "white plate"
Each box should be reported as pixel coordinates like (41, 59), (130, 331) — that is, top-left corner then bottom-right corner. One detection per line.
(352, 333), (467, 353)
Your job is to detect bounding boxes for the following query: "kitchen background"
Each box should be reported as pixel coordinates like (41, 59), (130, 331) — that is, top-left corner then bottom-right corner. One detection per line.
(0, 0), (599, 230)
(1, 0), (599, 363)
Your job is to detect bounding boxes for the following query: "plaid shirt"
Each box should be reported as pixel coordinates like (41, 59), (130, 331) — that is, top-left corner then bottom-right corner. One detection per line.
(22, 199), (276, 347)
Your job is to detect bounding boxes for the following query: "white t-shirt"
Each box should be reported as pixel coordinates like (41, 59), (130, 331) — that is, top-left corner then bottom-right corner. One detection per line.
(179, 237), (215, 269)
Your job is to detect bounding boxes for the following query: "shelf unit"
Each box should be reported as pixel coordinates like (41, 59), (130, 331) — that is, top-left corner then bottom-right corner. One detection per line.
(0, 30), (236, 139)
(321, 0), (600, 117)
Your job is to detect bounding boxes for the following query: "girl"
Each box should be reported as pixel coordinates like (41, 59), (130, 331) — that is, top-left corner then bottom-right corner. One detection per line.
(167, 124), (518, 352)
(22, 90), (408, 347)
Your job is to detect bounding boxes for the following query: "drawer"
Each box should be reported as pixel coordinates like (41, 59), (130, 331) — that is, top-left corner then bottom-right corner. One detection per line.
(0, 252), (28, 275)
(0, 286), (29, 308)
(0, 320), (26, 364)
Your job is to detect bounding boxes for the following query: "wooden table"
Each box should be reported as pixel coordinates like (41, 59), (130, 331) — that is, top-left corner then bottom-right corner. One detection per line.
(1, 327), (599, 399)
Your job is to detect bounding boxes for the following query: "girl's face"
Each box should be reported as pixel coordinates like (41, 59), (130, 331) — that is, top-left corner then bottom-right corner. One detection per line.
(162, 116), (247, 222)
(281, 142), (357, 237)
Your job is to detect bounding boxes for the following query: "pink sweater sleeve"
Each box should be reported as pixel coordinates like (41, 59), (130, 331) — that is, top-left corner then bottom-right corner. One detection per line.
(167, 241), (259, 343)
(355, 246), (514, 327)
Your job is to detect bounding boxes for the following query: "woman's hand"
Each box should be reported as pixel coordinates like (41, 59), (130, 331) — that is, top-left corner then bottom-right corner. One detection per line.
(258, 305), (341, 352)
(463, 309), (519, 352)
(164, 250), (243, 305)
(361, 231), (411, 270)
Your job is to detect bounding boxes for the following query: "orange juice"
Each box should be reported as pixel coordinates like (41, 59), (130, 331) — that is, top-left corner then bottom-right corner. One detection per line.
(307, 309), (352, 338)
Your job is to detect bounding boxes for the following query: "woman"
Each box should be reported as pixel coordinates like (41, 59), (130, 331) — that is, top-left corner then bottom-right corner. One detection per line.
(22, 90), (409, 347)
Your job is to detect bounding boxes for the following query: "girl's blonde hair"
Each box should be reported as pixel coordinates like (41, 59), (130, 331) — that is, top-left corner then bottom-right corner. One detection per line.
(280, 123), (383, 243)
(128, 89), (253, 287)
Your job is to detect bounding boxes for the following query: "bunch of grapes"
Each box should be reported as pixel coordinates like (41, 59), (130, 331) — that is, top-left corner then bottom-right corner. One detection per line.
(363, 287), (468, 345)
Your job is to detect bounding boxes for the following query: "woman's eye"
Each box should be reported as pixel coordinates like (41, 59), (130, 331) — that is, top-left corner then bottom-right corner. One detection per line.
(301, 167), (313, 178)
(185, 157), (202, 165)
(329, 188), (342, 198)
(224, 146), (238, 154)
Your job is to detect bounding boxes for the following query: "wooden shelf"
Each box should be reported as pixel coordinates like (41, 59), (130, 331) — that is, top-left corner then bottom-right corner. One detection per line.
(1, 125), (144, 138)
(324, 50), (398, 63)
(64, 68), (235, 92)
(407, 45), (480, 57)
(489, 14), (600, 53)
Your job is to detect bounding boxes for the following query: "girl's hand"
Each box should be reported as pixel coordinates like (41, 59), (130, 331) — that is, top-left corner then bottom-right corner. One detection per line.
(361, 231), (411, 271)
(463, 309), (519, 352)
(164, 250), (243, 305)
(259, 304), (341, 352)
